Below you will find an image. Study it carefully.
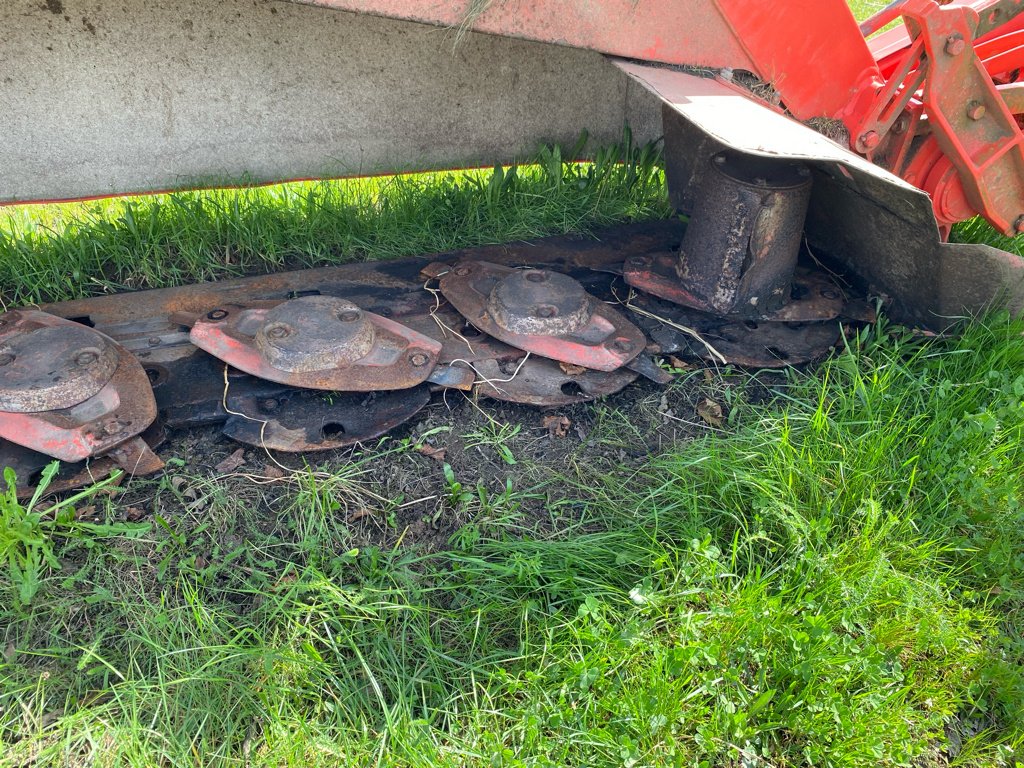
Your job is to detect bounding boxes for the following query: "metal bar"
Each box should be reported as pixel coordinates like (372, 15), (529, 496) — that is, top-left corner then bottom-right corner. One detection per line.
(860, 0), (909, 38)
(284, 0), (758, 71)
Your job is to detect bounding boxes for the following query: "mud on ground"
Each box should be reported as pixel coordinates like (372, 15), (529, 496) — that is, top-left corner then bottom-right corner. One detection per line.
(92, 366), (789, 567)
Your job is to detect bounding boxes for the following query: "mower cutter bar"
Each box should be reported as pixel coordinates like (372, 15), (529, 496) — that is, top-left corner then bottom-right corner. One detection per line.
(0, 219), (869, 495)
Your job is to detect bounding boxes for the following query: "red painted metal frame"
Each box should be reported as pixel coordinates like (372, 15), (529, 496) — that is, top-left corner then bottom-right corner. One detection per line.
(263, 0), (1024, 234)
(299, 0), (877, 123)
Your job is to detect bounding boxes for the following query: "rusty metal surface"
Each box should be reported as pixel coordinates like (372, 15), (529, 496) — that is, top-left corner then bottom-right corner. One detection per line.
(473, 357), (638, 406)
(0, 423), (166, 498)
(107, 436), (166, 475)
(0, 439), (120, 498)
(403, 305), (640, 404)
(625, 151), (812, 318)
(0, 312), (158, 463)
(190, 297), (441, 391)
(625, 354), (676, 385)
(431, 261), (645, 372)
(630, 291), (842, 368)
(0, 352), (158, 463)
(223, 386), (431, 452)
(0, 312), (120, 413)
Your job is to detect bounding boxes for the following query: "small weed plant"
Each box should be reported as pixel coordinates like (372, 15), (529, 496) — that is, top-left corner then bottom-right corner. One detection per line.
(1, 464), (143, 609)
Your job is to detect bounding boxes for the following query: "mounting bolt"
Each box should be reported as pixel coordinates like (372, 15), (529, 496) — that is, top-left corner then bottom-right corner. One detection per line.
(264, 323), (292, 340)
(338, 310), (361, 323)
(1014, 215), (1024, 234)
(74, 350), (98, 366)
(628, 256), (651, 268)
(147, 337), (161, 347)
(525, 271), (548, 283)
(260, 398), (279, 412)
(0, 353), (13, 367)
(611, 338), (634, 354)
(821, 289), (841, 300)
(453, 266), (471, 277)
(535, 305), (558, 319)
(207, 309), (228, 320)
(945, 34), (966, 56)
(893, 115), (910, 135)
(858, 131), (881, 152)
(966, 100), (986, 120)
(103, 419), (127, 436)
(409, 352), (430, 367)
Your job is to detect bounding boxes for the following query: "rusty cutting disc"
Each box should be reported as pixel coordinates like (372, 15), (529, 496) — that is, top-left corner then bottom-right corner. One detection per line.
(429, 260), (645, 372)
(223, 385), (432, 452)
(0, 320), (120, 413)
(473, 356), (639, 406)
(190, 297), (442, 391)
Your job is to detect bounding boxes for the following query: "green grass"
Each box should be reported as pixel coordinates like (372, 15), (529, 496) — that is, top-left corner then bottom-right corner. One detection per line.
(0, 136), (667, 307)
(1, 315), (1022, 766)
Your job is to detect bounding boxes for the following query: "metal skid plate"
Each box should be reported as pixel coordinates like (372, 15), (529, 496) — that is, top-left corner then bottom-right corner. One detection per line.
(0, 222), (881, 495)
(427, 261), (645, 372)
(190, 296), (441, 391)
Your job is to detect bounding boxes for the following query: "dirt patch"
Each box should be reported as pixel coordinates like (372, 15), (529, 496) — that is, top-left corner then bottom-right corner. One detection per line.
(106, 366), (786, 568)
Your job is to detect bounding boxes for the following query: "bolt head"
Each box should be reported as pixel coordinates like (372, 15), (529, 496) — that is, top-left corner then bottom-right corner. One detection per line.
(207, 309), (228, 321)
(535, 305), (558, 319)
(264, 323), (292, 340)
(260, 398), (279, 412)
(524, 271), (548, 283)
(454, 266), (471, 277)
(409, 352), (430, 367)
(103, 419), (127, 436)
(967, 100), (986, 120)
(858, 131), (881, 151)
(945, 34), (966, 56)
(338, 310), (361, 323)
(74, 350), (98, 366)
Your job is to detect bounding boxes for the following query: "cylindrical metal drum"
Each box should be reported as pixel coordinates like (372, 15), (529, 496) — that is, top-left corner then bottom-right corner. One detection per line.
(677, 150), (812, 317)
